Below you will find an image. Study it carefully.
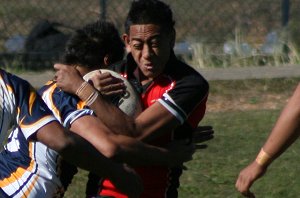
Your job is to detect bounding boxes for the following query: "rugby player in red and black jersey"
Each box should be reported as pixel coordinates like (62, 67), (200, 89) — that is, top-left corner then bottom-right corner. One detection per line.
(54, 0), (211, 197)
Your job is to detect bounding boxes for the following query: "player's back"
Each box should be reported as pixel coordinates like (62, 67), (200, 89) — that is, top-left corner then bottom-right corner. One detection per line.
(0, 69), (63, 197)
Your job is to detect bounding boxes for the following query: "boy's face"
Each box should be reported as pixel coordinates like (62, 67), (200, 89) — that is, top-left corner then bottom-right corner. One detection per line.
(124, 24), (174, 82)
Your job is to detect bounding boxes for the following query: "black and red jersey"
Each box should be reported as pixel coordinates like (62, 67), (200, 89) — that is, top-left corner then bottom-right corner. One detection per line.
(99, 52), (209, 198)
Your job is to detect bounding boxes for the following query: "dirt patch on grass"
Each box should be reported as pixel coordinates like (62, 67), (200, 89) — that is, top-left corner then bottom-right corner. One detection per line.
(207, 93), (289, 112)
(206, 78), (300, 112)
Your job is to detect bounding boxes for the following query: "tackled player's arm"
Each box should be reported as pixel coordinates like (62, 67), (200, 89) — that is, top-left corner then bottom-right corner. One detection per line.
(69, 114), (193, 166)
(33, 120), (143, 197)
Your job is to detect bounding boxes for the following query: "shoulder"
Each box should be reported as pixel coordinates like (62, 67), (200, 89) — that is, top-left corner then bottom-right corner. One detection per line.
(43, 83), (81, 107)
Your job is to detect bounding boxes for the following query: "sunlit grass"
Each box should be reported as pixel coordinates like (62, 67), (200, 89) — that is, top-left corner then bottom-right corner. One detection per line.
(64, 109), (300, 198)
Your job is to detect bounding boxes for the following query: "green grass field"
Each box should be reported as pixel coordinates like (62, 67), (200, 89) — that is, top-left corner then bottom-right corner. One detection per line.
(179, 110), (300, 198)
(63, 78), (300, 198)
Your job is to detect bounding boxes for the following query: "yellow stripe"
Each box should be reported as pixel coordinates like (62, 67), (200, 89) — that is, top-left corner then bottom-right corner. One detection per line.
(44, 80), (54, 86)
(47, 84), (61, 119)
(28, 87), (37, 116)
(77, 100), (86, 109)
(6, 84), (13, 93)
(19, 115), (54, 129)
(0, 143), (36, 188)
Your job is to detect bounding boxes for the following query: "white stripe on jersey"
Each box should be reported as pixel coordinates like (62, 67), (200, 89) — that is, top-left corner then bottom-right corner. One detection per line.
(158, 93), (187, 124)
(64, 109), (94, 128)
(0, 77), (15, 148)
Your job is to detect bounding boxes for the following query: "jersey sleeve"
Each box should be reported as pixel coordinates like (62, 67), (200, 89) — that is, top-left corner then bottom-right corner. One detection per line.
(158, 69), (209, 125)
(39, 82), (94, 129)
(4, 72), (57, 140)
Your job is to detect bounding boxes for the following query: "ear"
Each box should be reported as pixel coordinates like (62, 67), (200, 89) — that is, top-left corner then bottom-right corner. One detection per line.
(122, 33), (131, 53)
(103, 55), (110, 66)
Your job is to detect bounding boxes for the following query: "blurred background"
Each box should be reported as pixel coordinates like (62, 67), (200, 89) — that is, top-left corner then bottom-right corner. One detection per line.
(1, 0), (299, 71)
(2, 1), (300, 197)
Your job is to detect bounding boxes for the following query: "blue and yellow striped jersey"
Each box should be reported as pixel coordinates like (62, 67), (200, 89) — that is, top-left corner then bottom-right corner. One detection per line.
(0, 69), (58, 197)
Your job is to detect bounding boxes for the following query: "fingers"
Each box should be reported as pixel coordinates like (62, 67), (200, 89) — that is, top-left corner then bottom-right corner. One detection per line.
(193, 133), (214, 143)
(195, 144), (208, 150)
(90, 72), (126, 95)
(101, 83), (126, 94)
(194, 126), (214, 136)
(235, 161), (265, 198)
(195, 125), (213, 132)
(93, 72), (124, 84)
(53, 63), (84, 93)
(193, 125), (214, 144)
(236, 177), (253, 197)
(193, 133), (214, 144)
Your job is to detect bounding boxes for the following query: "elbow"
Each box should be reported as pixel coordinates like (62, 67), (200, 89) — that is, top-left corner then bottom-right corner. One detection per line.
(99, 139), (123, 161)
(103, 145), (120, 159)
(54, 134), (77, 156)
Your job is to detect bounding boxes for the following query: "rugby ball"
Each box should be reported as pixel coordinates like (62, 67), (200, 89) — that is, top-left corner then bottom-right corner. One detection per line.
(83, 69), (142, 118)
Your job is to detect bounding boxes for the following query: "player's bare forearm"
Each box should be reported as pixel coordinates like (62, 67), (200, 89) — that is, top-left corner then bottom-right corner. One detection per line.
(262, 83), (300, 159)
(86, 93), (178, 142)
(112, 136), (195, 166)
(193, 125), (214, 149)
(236, 84), (300, 198)
(70, 115), (194, 166)
(89, 94), (138, 136)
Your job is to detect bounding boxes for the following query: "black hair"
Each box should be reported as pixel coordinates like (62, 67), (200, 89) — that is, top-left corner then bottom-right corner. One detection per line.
(125, 0), (175, 35)
(61, 20), (124, 68)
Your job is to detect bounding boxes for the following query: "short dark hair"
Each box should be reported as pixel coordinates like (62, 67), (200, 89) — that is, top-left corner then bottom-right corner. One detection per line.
(61, 20), (124, 68)
(125, 0), (175, 35)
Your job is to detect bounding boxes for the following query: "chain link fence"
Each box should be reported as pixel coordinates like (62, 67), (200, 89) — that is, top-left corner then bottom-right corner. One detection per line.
(0, 0), (299, 70)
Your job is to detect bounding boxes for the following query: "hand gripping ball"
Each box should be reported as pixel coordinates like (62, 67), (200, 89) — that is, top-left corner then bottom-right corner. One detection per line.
(83, 69), (142, 118)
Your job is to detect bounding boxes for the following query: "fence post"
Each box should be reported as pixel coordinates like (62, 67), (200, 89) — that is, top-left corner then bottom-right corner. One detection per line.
(99, 0), (107, 20)
(281, 0), (290, 27)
